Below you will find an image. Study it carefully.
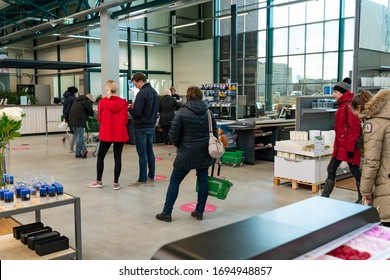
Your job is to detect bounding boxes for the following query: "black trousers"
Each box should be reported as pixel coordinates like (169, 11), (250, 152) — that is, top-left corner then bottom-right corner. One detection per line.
(326, 157), (361, 184)
(161, 124), (172, 145)
(96, 141), (124, 183)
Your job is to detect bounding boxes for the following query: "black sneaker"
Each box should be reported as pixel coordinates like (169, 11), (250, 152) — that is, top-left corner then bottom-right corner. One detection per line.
(191, 211), (203, 220)
(82, 150), (88, 158)
(156, 212), (172, 222)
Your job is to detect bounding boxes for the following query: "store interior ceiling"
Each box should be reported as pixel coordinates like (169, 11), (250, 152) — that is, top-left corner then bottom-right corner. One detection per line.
(0, 0), (215, 50)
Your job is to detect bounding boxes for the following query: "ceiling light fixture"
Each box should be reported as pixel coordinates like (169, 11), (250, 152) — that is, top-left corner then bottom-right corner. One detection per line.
(172, 22), (197, 29)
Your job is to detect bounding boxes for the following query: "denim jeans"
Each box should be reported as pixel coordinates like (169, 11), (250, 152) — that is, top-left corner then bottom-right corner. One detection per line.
(162, 167), (209, 215)
(134, 127), (156, 182)
(74, 126), (86, 157)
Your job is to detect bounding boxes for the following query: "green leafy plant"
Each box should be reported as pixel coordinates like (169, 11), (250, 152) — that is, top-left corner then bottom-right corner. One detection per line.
(0, 107), (26, 188)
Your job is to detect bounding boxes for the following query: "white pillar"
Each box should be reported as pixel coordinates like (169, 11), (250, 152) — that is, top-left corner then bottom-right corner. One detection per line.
(100, 5), (119, 94)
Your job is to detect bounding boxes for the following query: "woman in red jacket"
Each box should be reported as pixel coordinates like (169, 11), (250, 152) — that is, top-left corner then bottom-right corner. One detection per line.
(321, 78), (362, 203)
(88, 80), (129, 190)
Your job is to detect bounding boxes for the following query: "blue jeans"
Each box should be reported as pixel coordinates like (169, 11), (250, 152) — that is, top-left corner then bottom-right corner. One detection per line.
(74, 126), (86, 157)
(134, 127), (156, 182)
(162, 168), (209, 215)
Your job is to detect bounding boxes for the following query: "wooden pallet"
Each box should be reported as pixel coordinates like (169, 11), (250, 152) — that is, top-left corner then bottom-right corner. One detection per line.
(274, 176), (320, 193)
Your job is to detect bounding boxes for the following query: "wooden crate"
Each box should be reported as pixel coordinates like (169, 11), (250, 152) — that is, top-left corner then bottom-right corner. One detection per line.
(274, 176), (319, 193)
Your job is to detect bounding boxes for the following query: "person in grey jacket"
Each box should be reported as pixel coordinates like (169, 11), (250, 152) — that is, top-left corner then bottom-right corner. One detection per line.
(351, 88), (390, 227)
(156, 86), (217, 222)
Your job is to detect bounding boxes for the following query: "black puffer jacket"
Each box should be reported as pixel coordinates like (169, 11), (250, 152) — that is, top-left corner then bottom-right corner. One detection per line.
(68, 95), (94, 128)
(158, 95), (181, 126)
(169, 100), (217, 170)
(62, 90), (76, 122)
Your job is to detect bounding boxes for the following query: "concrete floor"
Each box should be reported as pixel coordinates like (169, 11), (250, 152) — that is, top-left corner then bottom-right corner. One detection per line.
(6, 134), (358, 260)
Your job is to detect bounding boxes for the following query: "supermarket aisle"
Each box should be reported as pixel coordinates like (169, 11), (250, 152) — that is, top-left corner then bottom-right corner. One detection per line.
(5, 134), (357, 260)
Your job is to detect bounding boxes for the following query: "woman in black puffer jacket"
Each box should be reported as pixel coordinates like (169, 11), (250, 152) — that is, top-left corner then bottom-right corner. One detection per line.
(156, 86), (218, 222)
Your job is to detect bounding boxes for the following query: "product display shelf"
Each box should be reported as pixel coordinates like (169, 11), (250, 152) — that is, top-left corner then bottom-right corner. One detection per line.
(295, 223), (390, 260)
(274, 146), (333, 157)
(152, 197), (382, 260)
(0, 193), (82, 260)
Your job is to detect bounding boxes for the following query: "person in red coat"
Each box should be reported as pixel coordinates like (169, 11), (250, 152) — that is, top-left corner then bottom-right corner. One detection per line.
(321, 78), (362, 202)
(88, 80), (129, 190)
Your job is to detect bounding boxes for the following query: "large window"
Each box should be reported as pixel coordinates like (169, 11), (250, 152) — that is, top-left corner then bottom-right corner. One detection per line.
(217, 0), (354, 108)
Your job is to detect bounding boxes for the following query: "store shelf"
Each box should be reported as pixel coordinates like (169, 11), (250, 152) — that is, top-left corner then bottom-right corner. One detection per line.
(0, 234), (76, 260)
(274, 146), (333, 157)
(0, 193), (82, 260)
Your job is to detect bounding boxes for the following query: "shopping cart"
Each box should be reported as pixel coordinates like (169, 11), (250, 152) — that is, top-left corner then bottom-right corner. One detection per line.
(85, 115), (100, 157)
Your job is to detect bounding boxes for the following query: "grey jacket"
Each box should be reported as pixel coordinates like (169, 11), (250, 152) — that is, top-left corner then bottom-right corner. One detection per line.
(360, 88), (390, 223)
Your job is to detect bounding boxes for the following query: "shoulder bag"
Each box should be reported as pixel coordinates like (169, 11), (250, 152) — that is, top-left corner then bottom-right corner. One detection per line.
(208, 110), (225, 158)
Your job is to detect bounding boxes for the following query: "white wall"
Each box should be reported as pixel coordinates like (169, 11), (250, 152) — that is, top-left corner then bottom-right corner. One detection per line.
(173, 39), (213, 96)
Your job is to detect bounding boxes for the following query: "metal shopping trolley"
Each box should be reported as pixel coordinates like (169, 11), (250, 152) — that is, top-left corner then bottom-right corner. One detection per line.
(85, 115), (100, 157)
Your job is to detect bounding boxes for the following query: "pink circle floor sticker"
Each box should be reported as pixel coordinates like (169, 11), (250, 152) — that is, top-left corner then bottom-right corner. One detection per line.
(11, 147), (30, 150)
(154, 175), (167, 181)
(155, 157), (164, 161)
(180, 202), (217, 213)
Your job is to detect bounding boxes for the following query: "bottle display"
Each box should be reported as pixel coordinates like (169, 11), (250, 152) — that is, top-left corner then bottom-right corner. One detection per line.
(200, 83), (237, 120)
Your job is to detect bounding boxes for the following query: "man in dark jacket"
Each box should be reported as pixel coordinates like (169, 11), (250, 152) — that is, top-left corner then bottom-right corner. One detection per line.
(68, 93), (94, 158)
(128, 72), (159, 186)
(62, 86), (78, 152)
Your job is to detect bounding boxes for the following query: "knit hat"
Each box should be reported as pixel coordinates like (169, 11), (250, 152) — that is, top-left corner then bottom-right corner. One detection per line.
(334, 80), (350, 94)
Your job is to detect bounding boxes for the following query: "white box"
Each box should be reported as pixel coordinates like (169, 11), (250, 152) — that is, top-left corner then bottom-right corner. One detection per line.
(274, 156), (330, 184)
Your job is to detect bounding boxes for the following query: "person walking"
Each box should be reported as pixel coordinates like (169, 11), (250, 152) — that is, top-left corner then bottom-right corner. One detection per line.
(159, 89), (181, 145)
(62, 86), (78, 152)
(88, 80), (129, 190)
(321, 78), (362, 202)
(156, 86), (217, 222)
(68, 93), (94, 158)
(128, 72), (159, 186)
(350, 88), (390, 227)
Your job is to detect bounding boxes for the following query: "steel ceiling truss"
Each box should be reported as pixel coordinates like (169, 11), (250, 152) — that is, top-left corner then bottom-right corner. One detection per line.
(0, 0), (211, 49)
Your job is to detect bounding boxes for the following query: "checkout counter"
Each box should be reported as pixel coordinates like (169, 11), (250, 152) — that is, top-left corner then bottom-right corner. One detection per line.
(218, 116), (295, 164)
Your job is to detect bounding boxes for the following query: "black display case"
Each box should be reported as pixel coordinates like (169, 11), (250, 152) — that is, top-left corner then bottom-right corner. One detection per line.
(151, 197), (380, 260)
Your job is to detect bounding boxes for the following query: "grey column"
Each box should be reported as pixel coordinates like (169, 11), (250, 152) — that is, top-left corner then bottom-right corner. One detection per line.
(100, 4), (120, 93)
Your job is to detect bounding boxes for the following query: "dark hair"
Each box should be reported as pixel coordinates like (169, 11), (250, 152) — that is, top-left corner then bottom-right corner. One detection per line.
(350, 90), (373, 114)
(186, 86), (203, 101)
(67, 86), (78, 93)
(131, 72), (146, 83)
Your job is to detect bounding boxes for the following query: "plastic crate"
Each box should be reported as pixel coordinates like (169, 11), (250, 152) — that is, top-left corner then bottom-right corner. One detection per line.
(196, 176), (233, 200)
(221, 150), (244, 165)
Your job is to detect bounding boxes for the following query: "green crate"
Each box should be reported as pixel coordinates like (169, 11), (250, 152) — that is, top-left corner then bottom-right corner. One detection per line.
(221, 150), (244, 164)
(196, 176), (233, 200)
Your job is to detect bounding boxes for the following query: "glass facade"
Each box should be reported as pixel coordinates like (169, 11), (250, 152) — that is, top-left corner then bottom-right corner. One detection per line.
(216, 0), (355, 109)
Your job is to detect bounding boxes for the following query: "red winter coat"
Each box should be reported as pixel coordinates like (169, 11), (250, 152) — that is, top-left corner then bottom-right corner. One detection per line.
(97, 96), (129, 142)
(332, 91), (361, 166)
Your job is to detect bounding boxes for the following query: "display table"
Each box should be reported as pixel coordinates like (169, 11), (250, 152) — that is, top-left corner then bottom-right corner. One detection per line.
(0, 193), (82, 260)
(151, 197), (380, 260)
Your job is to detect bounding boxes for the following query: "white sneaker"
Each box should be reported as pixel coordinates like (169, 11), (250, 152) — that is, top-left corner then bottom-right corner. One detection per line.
(113, 183), (121, 191)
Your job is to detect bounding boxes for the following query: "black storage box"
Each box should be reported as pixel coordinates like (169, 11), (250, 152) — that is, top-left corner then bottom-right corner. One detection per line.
(13, 222), (44, 240)
(20, 226), (52, 244)
(35, 236), (69, 256)
(27, 231), (60, 250)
